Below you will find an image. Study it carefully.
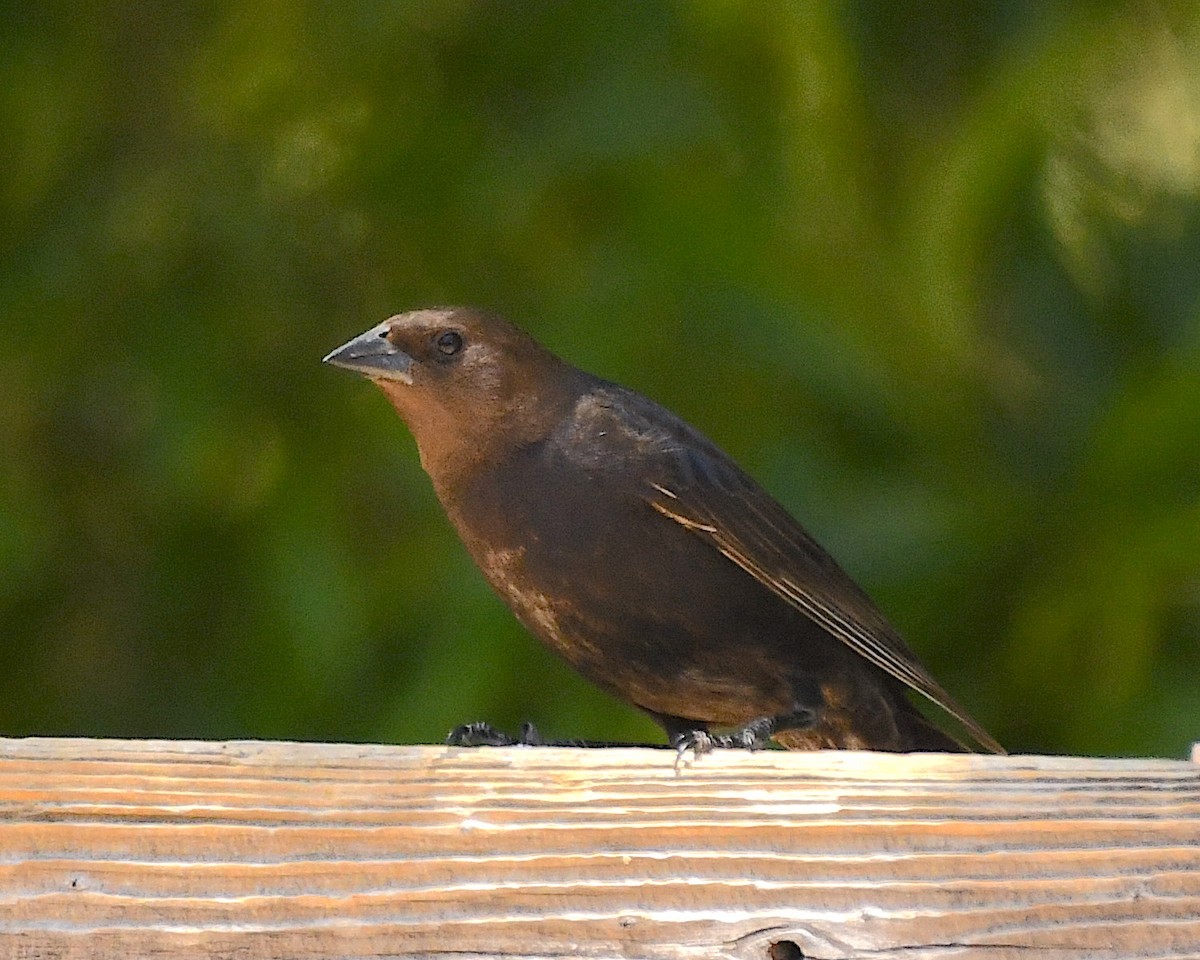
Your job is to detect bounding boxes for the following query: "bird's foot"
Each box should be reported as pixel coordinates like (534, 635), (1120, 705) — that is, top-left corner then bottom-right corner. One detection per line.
(447, 722), (664, 749)
(671, 719), (772, 758)
(672, 708), (818, 767)
(445, 721), (544, 747)
(722, 715), (782, 749)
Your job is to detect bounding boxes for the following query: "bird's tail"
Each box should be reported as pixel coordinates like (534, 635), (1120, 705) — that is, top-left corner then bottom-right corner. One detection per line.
(895, 700), (971, 753)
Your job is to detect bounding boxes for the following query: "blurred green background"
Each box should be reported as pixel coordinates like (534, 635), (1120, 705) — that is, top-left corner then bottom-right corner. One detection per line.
(3, 1), (1198, 758)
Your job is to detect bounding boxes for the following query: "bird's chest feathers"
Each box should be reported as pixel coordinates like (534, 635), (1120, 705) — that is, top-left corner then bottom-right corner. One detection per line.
(442, 444), (618, 663)
(447, 439), (599, 559)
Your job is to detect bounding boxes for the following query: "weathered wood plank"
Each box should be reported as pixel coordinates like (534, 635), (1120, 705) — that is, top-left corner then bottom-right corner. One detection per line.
(0, 738), (1197, 959)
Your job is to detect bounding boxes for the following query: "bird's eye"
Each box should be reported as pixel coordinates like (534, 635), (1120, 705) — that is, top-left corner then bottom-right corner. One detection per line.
(436, 330), (464, 356)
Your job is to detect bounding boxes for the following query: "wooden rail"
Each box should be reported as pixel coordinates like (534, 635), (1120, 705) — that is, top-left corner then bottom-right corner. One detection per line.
(0, 737), (1197, 959)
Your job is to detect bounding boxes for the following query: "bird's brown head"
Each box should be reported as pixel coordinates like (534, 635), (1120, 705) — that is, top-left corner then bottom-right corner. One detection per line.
(324, 307), (578, 486)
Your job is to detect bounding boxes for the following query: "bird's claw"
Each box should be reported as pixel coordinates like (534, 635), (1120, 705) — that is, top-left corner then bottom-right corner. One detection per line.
(446, 721), (514, 746)
(671, 716), (781, 769)
(672, 728), (715, 756)
(446, 721), (545, 747)
(671, 729), (713, 771)
(723, 716), (778, 749)
(517, 721), (545, 745)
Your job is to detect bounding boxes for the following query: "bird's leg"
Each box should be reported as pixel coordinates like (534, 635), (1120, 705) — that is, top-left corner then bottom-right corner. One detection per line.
(653, 713), (710, 753)
(656, 714), (741, 762)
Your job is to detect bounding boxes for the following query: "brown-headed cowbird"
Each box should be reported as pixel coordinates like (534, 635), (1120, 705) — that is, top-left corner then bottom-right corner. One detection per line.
(324, 308), (1003, 754)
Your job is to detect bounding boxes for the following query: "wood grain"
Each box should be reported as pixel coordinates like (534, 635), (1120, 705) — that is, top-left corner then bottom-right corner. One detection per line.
(0, 738), (1197, 959)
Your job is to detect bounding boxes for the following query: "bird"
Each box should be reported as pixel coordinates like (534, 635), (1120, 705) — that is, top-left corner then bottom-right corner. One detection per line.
(324, 307), (1004, 755)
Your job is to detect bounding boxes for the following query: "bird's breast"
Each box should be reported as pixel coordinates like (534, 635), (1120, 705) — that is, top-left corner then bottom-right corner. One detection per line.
(435, 440), (819, 721)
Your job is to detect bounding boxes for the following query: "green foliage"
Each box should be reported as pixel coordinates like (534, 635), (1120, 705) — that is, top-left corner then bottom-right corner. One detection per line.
(1, 1), (1197, 756)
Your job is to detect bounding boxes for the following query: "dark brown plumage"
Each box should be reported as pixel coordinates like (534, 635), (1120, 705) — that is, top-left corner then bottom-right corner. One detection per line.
(324, 307), (1003, 754)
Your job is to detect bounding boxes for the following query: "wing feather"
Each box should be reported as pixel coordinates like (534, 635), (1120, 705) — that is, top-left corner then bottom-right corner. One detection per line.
(645, 440), (1004, 755)
(563, 386), (1003, 754)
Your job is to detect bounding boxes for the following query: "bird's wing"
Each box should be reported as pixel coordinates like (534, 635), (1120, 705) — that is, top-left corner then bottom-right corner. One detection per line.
(575, 390), (1003, 754)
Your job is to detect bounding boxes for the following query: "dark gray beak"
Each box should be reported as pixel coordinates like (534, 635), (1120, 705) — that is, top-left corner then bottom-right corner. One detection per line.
(323, 322), (414, 384)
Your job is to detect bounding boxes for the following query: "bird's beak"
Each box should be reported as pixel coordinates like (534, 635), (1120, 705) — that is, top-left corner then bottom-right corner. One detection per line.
(323, 322), (414, 384)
